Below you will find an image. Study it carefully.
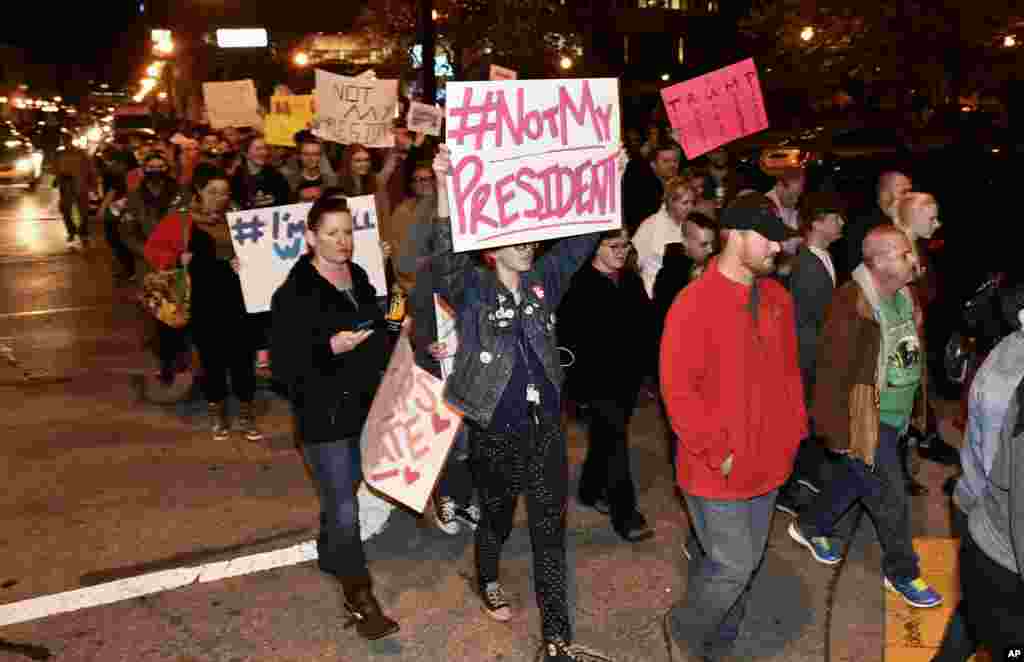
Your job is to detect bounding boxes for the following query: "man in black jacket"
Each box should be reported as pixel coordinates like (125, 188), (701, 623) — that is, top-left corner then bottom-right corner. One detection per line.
(776, 193), (845, 516)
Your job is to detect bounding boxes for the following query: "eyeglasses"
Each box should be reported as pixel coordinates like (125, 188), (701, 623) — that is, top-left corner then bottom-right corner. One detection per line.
(512, 242), (539, 252)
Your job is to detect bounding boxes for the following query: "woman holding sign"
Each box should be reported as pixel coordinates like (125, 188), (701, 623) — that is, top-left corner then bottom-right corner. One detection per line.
(269, 196), (399, 641)
(144, 164), (262, 443)
(429, 145), (620, 662)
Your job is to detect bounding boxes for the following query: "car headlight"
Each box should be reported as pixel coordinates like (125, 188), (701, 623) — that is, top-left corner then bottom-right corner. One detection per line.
(15, 157), (33, 173)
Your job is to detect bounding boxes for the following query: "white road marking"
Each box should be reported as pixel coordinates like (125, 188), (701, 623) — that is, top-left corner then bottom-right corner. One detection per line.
(0, 540), (318, 626)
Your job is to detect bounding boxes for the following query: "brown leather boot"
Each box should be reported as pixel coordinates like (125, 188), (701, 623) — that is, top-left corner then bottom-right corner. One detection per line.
(340, 576), (399, 640)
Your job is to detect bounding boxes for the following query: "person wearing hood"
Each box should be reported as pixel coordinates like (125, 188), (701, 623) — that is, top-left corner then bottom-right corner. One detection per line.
(660, 194), (807, 662)
(789, 225), (944, 609)
(270, 196), (399, 641)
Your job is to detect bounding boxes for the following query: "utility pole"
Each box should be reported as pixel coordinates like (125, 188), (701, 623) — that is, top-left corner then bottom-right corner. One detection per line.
(418, 0), (437, 103)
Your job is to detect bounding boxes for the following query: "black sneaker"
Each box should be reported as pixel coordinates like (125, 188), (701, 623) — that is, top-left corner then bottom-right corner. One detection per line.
(454, 502), (481, 531)
(774, 493), (799, 517)
(537, 638), (615, 661)
(578, 494), (610, 515)
(613, 511), (654, 543)
(480, 581), (513, 621)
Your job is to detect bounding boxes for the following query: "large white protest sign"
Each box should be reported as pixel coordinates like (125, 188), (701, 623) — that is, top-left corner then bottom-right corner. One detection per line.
(444, 78), (622, 252)
(202, 80), (262, 129)
(434, 294), (457, 380)
(406, 101), (442, 136)
(361, 325), (463, 513)
(313, 69), (398, 148)
(227, 195), (387, 313)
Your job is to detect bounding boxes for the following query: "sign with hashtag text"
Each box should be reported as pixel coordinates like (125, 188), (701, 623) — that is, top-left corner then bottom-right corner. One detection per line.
(361, 324), (463, 514)
(444, 78), (622, 252)
(660, 58), (769, 160)
(227, 196), (387, 313)
(313, 69), (398, 148)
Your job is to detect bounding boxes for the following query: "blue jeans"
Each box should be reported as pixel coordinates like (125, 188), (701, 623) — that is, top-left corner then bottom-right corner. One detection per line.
(798, 423), (920, 582)
(303, 438), (367, 580)
(669, 488), (778, 658)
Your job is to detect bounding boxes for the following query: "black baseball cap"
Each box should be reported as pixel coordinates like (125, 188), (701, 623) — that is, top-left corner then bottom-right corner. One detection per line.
(719, 193), (797, 242)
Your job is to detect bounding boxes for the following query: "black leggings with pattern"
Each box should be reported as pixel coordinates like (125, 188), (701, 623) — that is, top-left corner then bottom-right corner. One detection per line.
(471, 416), (570, 642)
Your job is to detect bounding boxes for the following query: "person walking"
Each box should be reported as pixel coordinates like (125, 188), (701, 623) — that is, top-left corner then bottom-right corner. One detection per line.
(270, 196), (399, 641)
(661, 194), (807, 662)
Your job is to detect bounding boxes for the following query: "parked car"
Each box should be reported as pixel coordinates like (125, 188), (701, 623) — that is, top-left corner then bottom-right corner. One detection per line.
(0, 129), (44, 194)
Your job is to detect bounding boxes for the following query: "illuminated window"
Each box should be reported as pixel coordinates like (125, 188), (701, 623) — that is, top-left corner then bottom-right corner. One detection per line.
(624, 35), (629, 63)
(677, 36), (685, 63)
(707, 0), (718, 12)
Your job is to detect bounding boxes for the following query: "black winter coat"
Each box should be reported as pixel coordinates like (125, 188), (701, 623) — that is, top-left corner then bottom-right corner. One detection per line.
(557, 263), (654, 403)
(270, 256), (389, 444)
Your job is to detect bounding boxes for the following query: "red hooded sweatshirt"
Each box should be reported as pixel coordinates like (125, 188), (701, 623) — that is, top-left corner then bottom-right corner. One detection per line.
(660, 258), (807, 500)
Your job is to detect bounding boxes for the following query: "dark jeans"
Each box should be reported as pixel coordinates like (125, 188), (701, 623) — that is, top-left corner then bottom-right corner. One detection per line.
(436, 426), (473, 505)
(798, 423), (920, 582)
(961, 533), (1024, 660)
(303, 438), (368, 580)
(578, 394), (640, 527)
(669, 489), (778, 658)
(932, 505), (976, 662)
(193, 317), (255, 404)
(156, 320), (187, 376)
(59, 192), (88, 238)
(103, 213), (135, 276)
(471, 416), (570, 641)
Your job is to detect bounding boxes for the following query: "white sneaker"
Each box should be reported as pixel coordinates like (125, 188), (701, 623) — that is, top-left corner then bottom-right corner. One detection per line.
(432, 496), (460, 535)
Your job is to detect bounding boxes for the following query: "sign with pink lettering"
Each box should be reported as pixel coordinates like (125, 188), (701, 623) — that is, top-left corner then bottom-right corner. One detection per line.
(361, 325), (463, 513)
(660, 59), (769, 160)
(444, 78), (622, 252)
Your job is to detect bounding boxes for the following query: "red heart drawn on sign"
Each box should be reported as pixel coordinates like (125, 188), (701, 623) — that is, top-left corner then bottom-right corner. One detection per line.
(403, 466), (421, 484)
(431, 412), (451, 434)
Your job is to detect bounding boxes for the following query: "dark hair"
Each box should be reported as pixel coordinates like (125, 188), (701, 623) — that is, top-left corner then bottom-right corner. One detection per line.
(598, 227), (629, 241)
(293, 129), (316, 146)
(191, 164), (229, 198)
(318, 186), (349, 201)
(307, 196), (351, 234)
(686, 211), (717, 233)
(650, 141), (681, 161)
(798, 191), (846, 235)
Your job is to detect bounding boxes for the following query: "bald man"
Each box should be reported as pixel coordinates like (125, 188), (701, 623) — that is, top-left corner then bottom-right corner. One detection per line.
(837, 170), (913, 280)
(789, 226), (944, 609)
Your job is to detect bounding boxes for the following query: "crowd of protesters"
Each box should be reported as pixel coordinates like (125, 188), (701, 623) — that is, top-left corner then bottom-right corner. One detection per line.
(64, 106), (1023, 661)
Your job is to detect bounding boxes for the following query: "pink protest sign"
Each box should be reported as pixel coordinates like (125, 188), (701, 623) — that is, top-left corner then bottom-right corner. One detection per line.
(660, 59), (769, 160)
(444, 78), (622, 252)
(361, 326), (463, 513)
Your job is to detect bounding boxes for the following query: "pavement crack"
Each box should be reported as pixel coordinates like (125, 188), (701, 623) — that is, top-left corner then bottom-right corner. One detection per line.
(824, 507), (866, 662)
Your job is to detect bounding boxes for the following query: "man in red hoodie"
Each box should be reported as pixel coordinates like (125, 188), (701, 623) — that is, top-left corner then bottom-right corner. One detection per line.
(660, 194), (808, 662)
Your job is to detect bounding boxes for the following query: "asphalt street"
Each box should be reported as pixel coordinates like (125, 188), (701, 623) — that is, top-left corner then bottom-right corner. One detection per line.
(0, 179), (961, 662)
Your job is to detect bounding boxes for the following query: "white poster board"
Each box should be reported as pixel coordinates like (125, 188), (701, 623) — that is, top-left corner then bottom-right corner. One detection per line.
(361, 326), (463, 513)
(444, 78), (622, 252)
(313, 69), (398, 147)
(202, 80), (262, 129)
(227, 195), (387, 313)
(433, 294), (457, 380)
(406, 101), (443, 136)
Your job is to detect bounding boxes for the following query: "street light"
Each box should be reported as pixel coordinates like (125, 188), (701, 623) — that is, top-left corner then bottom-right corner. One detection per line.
(293, 51), (309, 67)
(157, 92), (168, 101)
(141, 78), (157, 90)
(800, 26), (815, 42)
(661, 73), (670, 81)
(146, 63), (161, 77)
(560, 56), (573, 70)
(1005, 35), (1017, 48)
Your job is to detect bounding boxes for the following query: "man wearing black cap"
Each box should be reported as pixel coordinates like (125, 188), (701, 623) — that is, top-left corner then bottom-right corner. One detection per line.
(661, 194), (808, 661)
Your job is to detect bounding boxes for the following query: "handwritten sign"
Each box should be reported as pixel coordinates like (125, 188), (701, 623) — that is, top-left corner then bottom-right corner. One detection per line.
(227, 195), (387, 313)
(660, 59), (769, 160)
(313, 69), (398, 148)
(265, 95), (314, 147)
(489, 65), (518, 81)
(444, 78), (622, 252)
(361, 325), (463, 513)
(406, 101), (442, 136)
(202, 80), (262, 130)
(434, 294), (457, 380)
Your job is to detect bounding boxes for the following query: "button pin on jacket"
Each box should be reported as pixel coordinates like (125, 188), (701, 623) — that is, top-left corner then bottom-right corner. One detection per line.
(479, 351), (493, 364)
(525, 305), (534, 315)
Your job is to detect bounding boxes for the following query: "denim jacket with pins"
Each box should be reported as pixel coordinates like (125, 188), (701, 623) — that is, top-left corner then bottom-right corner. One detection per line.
(430, 219), (599, 428)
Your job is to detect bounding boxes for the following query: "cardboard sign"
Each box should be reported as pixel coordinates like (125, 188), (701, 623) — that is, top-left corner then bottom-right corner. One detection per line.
(444, 78), (622, 252)
(361, 325), (463, 513)
(660, 58), (769, 159)
(313, 69), (398, 147)
(227, 195), (387, 313)
(202, 80), (262, 130)
(433, 294), (456, 380)
(489, 65), (518, 81)
(406, 101), (442, 136)
(265, 95), (314, 147)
